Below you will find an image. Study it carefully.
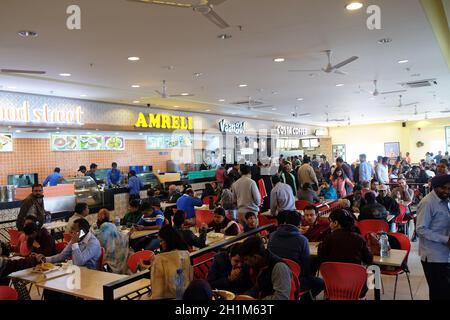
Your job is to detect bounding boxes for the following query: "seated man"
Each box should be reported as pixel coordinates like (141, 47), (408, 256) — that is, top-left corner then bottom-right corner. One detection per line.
(208, 208), (239, 236)
(22, 219), (55, 257)
(376, 184), (400, 217)
(243, 212), (269, 237)
(240, 236), (292, 300)
(173, 210), (207, 249)
(268, 211), (324, 299)
(207, 243), (253, 294)
(44, 218), (101, 270)
(130, 202), (164, 252)
(300, 205), (330, 242)
(66, 203), (89, 233)
(167, 185), (182, 203)
(121, 199), (142, 227)
(143, 188), (161, 207)
(359, 192), (388, 221)
(297, 183), (320, 204)
(176, 189), (203, 225)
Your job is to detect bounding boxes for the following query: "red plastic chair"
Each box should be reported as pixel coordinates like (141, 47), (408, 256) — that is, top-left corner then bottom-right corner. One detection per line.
(8, 229), (20, 247)
(193, 251), (216, 280)
(98, 247), (106, 271)
(357, 220), (389, 237)
(0, 286), (18, 300)
(382, 232), (413, 300)
(202, 195), (218, 205)
(195, 210), (214, 228)
(258, 215), (275, 227)
(55, 241), (68, 254)
(320, 262), (368, 300)
(63, 233), (73, 243)
(282, 259), (301, 300)
(395, 204), (408, 235)
(127, 250), (155, 273)
(295, 200), (312, 211)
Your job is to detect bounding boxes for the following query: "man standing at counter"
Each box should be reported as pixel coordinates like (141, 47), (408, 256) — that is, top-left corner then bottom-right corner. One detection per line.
(43, 167), (63, 187)
(76, 165), (87, 177)
(16, 184), (47, 231)
(128, 170), (143, 200)
(107, 162), (123, 187)
(86, 163), (100, 184)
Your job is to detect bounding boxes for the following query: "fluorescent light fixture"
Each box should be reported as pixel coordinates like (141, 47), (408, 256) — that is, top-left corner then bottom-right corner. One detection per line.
(398, 60), (409, 64)
(218, 99), (225, 102)
(273, 58), (285, 62)
(7, 86), (16, 89)
(15, 130), (21, 133)
(59, 73), (71, 77)
(239, 84), (248, 88)
(133, 100), (140, 104)
(205, 109), (211, 112)
(128, 56), (140, 61)
(18, 30), (38, 37)
(297, 98), (304, 101)
(181, 93), (190, 96)
(336, 84), (345, 87)
(272, 108), (277, 111)
(346, 2), (363, 11)
(80, 94), (87, 97)
(131, 85), (140, 88)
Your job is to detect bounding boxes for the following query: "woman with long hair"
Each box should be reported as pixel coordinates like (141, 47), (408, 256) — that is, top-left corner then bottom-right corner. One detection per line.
(331, 168), (354, 198)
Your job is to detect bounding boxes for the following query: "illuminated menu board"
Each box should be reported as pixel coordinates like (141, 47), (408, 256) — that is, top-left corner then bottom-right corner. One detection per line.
(146, 134), (192, 150)
(51, 134), (125, 151)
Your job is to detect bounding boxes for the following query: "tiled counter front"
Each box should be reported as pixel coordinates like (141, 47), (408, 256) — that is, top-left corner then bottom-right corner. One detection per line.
(111, 190), (147, 221)
(0, 207), (20, 242)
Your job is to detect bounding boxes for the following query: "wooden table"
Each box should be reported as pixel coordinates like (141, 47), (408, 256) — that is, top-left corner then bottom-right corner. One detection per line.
(9, 266), (69, 284)
(160, 202), (176, 211)
(35, 267), (151, 300)
(120, 228), (159, 240)
(308, 242), (407, 267)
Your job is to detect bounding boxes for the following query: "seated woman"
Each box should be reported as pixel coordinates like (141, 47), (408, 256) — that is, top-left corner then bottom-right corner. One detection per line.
(173, 210), (207, 249)
(297, 183), (320, 204)
(208, 208), (239, 236)
(150, 226), (192, 300)
(207, 243), (253, 294)
(92, 210), (129, 274)
(22, 220), (55, 257)
(318, 209), (373, 297)
(121, 199), (142, 227)
(201, 183), (216, 201)
(318, 182), (338, 200)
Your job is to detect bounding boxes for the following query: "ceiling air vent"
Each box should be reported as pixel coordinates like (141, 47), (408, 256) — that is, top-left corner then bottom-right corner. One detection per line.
(232, 100), (264, 106)
(400, 79), (437, 88)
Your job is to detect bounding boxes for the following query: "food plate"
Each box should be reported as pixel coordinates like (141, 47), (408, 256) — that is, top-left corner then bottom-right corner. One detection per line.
(31, 263), (60, 274)
(212, 290), (235, 300)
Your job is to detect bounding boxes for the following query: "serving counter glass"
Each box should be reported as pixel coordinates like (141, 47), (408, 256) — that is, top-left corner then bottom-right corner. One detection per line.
(63, 176), (103, 207)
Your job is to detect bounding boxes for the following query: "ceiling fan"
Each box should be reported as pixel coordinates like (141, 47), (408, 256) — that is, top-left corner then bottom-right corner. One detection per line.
(291, 106), (311, 118)
(1, 69), (46, 75)
(127, 0), (230, 29)
(289, 50), (359, 75)
(369, 80), (406, 97)
(393, 95), (419, 108)
(154, 80), (194, 98)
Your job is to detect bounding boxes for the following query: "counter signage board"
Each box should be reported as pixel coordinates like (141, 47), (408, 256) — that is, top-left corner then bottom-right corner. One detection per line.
(0, 133), (13, 152)
(218, 119), (247, 134)
(0, 100), (83, 125)
(51, 134), (125, 151)
(135, 112), (193, 130)
(276, 125), (308, 136)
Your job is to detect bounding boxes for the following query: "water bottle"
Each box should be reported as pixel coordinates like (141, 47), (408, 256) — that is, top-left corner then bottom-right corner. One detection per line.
(175, 268), (184, 300)
(379, 232), (390, 258)
(114, 217), (121, 227)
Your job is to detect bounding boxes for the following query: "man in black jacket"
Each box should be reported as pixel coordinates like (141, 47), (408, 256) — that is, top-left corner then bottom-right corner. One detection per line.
(207, 243), (253, 294)
(173, 210), (207, 249)
(376, 185), (400, 216)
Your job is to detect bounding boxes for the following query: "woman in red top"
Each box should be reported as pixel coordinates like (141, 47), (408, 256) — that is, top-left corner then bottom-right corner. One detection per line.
(215, 166), (225, 186)
(331, 168), (354, 198)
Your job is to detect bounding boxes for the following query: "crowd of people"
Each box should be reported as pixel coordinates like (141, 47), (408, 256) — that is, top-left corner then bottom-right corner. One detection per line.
(1, 149), (449, 300)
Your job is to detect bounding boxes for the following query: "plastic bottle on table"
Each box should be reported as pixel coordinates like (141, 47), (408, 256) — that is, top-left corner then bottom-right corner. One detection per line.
(379, 232), (390, 258)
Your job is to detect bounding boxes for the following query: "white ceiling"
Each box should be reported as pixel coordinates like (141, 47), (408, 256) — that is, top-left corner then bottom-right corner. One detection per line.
(0, 0), (449, 126)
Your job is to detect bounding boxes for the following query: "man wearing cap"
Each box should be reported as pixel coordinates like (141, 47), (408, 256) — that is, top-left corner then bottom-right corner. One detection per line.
(376, 184), (400, 217)
(76, 165), (87, 177)
(416, 175), (450, 300)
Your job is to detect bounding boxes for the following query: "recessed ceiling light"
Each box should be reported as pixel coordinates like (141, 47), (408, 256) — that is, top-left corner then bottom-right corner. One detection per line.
(80, 94), (87, 97)
(296, 98), (304, 101)
(115, 132), (119, 135)
(378, 38), (392, 44)
(7, 86), (17, 89)
(193, 72), (203, 77)
(173, 105), (180, 108)
(218, 99), (226, 102)
(239, 84), (248, 88)
(59, 73), (71, 77)
(336, 84), (345, 87)
(128, 56), (140, 61)
(131, 85), (140, 88)
(133, 100), (140, 104)
(272, 108), (277, 111)
(231, 113), (236, 115)
(218, 34), (232, 40)
(15, 130), (21, 133)
(345, 2), (363, 11)
(398, 60), (409, 64)
(87, 132), (92, 135)
(273, 58), (285, 63)
(18, 30), (38, 37)
(181, 93), (190, 96)
(205, 109), (211, 112)
(55, 131), (60, 134)
(7, 126), (12, 129)
(139, 133), (143, 136)
(56, 127), (60, 130)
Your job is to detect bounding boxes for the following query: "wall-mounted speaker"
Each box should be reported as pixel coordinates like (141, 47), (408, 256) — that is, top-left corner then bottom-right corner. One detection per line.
(402, 122), (407, 128)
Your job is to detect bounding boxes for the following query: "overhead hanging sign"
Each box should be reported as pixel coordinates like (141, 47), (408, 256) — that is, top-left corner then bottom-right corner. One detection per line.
(276, 125), (308, 136)
(0, 101), (83, 125)
(135, 112), (193, 130)
(218, 119), (247, 134)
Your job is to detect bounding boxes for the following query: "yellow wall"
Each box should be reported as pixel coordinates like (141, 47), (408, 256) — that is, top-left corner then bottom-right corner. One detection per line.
(329, 118), (450, 163)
